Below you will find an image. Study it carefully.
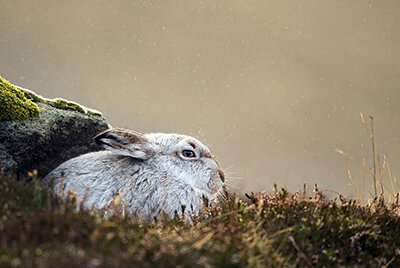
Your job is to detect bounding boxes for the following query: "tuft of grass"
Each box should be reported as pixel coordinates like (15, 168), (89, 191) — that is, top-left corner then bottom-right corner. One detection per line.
(1, 171), (400, 267)
(337, 113), (399, 204)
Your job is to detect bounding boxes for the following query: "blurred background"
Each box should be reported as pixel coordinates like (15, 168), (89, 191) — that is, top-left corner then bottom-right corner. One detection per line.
(1, 0), (399, 197)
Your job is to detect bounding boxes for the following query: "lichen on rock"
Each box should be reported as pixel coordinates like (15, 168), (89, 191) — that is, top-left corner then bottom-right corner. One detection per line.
(0, 76), (40, 122)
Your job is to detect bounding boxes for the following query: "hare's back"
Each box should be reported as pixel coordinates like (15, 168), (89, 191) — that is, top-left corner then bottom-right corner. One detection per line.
(45, 151), (139, 197)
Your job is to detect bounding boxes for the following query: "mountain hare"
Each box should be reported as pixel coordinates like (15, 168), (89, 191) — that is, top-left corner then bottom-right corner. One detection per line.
(45, 128), (225, 220)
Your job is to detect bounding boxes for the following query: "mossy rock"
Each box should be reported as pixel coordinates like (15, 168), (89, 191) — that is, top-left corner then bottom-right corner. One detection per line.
(20, 87), (103, 116)
(0, 102), (110, 176)
(0, 75), (109, 176)
(19, 86), (103, 116)
(0, 75), (102, 123)
(0, 76), (40, 121)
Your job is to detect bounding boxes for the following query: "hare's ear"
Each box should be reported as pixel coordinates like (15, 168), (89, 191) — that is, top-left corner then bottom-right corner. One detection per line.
(94, 128), (152, 160)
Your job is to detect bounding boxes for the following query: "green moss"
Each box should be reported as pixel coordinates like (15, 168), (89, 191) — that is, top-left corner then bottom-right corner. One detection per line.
(85, 108), (103, 116)
(43, 98), (103, 116)
(47, 98), (86, 113)
(12, 79), (103, 117)
(20, 88), (43, 103)
(0, 76), (40, 122)
(21, 88), (102, 116)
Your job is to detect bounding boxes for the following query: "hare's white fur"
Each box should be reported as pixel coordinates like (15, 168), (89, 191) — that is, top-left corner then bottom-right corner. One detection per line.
(45, 128), (225, 220)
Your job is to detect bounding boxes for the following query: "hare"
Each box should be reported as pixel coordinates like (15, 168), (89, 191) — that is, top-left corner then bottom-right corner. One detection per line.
(45, 128), (225, 220)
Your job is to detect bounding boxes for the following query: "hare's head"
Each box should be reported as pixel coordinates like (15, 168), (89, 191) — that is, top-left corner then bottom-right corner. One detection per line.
(94, 128), (225, 201)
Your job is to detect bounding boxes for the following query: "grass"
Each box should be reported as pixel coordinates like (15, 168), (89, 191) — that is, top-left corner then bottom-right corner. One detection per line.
(1, 171), (400, 267)
(337, 113), (399, 205)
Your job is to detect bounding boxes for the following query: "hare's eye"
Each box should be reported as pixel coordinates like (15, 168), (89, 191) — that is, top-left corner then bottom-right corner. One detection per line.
(182, 150), (196, 158)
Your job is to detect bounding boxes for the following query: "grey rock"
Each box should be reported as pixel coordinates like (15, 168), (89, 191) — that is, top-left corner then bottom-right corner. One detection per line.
(0, 102), (110, 177)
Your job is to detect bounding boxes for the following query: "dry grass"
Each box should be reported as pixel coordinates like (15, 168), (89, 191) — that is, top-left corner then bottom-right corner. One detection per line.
(336, 113), (399, 205)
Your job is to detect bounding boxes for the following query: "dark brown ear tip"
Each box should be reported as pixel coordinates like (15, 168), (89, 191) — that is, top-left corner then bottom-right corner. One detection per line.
(93, 129), (112, 145)
(93, 128), (147, 147)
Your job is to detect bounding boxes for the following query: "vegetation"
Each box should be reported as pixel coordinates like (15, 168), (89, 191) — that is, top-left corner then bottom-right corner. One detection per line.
(2, 81), (397, 267)
(337, 114), (399, 205)
(20, 87), (103, 116)
(1, 171), (399, 267)
(0, 76), (40, 121)
(0, 75), (102, 121)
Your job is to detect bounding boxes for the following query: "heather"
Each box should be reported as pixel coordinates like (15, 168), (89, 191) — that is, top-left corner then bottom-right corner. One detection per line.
(1, 172), (399, 267)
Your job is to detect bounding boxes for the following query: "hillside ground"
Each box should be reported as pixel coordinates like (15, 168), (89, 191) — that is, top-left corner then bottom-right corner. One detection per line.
(1, 171), (400, 267)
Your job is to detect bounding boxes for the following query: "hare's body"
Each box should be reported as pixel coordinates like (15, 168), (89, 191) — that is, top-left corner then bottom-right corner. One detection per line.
(45, 128), (225, 220)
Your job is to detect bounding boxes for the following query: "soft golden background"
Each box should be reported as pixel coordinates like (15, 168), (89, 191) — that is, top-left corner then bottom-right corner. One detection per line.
(1, 1), (399, 196)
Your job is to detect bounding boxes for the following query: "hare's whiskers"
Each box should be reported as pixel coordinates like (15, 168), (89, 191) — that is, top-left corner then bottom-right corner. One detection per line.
(224, 182), (240, 190)
(222, 164), (235, 171)
(225, 176), (243, 182)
